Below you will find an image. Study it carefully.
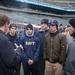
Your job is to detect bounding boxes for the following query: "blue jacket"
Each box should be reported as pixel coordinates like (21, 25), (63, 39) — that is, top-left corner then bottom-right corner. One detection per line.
(20, 34), (40, 63)
(35, 29), (49, 57)
(6, 33), (21, 48)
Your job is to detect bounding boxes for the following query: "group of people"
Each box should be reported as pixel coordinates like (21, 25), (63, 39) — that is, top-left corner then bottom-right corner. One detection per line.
(0, 14), (75, 75)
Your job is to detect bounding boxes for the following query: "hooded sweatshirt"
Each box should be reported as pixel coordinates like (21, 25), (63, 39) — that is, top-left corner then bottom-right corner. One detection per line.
(20, 26), (40, 63)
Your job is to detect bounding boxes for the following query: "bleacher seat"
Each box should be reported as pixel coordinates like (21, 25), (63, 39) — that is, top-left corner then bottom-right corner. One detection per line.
(32, 0), (75, 9)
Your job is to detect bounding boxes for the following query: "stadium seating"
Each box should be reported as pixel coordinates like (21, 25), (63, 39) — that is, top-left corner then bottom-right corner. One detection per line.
(0, 8), (70, 26)
(32, 0), (75, 9)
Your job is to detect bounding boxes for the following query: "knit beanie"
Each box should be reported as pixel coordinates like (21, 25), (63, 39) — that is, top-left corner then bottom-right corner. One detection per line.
(69, 18), (75, 28)
(41, 19), (49, 27)
(26, 24), (33, 30)
(9, 23), (17, 30)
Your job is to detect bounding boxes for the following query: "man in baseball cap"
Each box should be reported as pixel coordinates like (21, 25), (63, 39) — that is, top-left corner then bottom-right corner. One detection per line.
(44, 19), (66, 75)
(50, 20), (58, 30)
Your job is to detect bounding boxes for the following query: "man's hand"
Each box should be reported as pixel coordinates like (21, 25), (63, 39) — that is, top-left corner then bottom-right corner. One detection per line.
(14, 44), (24, 51)
(19, 44), (24, 50)
(28, 59), (34, 65)
(14, 43), (19, 49)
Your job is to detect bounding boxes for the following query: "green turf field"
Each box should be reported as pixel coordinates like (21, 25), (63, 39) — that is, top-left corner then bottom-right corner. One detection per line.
(20, 64), (24, 75)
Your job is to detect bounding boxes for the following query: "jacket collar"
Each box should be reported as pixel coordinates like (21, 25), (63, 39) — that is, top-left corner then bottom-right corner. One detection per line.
(0, 30), (5, 35)
(50, 31), (59, 36)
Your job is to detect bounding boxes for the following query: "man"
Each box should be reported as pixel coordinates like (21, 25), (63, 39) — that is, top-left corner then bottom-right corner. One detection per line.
(0, 14), (23, 75)
(64, 18), (75, 75)
(7, 23), (21, 75)
(59, 24), (65, 33)
(7, 23), (18, 48)
(65, 25), (73, 49)
(35, 19), (49, 75)
(20, 24), (40, 75)
(44, 20), (67, 75)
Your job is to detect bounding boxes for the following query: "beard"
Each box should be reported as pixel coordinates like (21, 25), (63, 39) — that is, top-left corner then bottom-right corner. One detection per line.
(70, 31), (75, 37)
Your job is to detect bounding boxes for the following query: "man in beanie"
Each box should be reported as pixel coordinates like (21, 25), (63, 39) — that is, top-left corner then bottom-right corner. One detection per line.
(6, 23), (21, 75)
(41, 19), (49, 27)
(44, 20), (67, 75)
(7, 23), (17, 48)
(35, 19), (49, 75)
(9, 23), (17, 30)
(20, 24), (40, 75)
(64, 18), (75, 75)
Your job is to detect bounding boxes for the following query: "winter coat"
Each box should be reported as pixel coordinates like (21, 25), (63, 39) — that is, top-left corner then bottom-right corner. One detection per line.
(64, 38), (75, 75)
(0, 30), (23, 75)
(35, 29), (49, 57)
(44, 31), (67, 64)
(6, 33), (19, 49)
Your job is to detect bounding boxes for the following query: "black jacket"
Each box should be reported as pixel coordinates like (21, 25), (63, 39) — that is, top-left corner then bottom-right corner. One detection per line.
(35, 29), (49, 57)
(0, 30), (23, 75)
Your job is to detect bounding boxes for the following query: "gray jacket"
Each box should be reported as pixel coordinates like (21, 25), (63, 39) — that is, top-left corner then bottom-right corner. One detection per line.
(64, 38), (75, 75)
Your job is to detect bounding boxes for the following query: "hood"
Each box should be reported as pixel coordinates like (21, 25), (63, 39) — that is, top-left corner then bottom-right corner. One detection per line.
(26, 26), (34, 37)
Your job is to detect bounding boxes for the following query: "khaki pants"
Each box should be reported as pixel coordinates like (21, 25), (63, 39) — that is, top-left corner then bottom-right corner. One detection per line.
(45, 61), (63, 75)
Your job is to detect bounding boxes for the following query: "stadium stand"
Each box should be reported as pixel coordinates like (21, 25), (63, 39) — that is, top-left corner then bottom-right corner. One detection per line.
(0, 6), (70, 26)
(32, 0), (75, 9)
(0, 0), (75, 15)
(0, 0), (74, 25)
